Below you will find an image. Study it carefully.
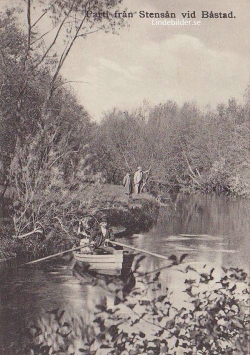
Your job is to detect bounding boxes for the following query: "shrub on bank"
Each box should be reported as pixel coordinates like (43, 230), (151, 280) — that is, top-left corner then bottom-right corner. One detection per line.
(17, 264), (249, 355)
(0, 184), (159, 259)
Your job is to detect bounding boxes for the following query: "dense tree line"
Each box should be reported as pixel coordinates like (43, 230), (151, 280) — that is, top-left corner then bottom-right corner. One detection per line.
(95, 97), (250, 197)
(0, 1), (249, 242)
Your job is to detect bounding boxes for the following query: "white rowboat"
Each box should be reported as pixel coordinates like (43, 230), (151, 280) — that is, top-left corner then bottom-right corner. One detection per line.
(73, 239), (134, 274)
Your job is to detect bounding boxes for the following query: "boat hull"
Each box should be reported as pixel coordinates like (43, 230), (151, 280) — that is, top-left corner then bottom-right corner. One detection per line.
(73, 250), (124, 272)
(73, 242), (134, 275)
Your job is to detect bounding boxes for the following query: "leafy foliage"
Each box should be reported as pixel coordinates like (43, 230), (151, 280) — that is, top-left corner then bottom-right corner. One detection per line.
(17, 265), (249, 355)
(0, 1), (127, 240)
(93, 99), (250, 196)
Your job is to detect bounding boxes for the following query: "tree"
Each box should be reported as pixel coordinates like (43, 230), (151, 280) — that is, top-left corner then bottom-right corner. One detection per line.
(0, 0), (127, 197)
(0, 0), (127, 236)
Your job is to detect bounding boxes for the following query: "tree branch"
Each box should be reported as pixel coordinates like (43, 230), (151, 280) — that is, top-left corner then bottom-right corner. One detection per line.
(31, 8), (48, 28)
(48, 5), (90, 98)
(12, 227), (43, 239)
(30, 26), (57, 45)
(52, 80), (89, 91)
(32, 0), (77, 71)
(54, 216), (72, 239)
(24, 0), (32, 66)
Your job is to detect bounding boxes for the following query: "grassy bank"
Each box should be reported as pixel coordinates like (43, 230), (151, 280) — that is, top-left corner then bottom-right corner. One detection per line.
(0, 184), (159, 261)
(84, 184), (159, 234)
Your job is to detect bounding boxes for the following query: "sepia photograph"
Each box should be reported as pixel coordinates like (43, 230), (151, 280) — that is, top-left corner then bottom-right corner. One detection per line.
(0, 0), (249, 354)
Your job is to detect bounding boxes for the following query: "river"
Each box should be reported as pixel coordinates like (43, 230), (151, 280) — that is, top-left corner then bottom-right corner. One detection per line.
(0, 194), (249, 354)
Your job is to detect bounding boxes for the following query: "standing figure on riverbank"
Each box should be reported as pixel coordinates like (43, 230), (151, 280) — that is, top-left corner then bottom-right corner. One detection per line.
(123, 172), (133, 198)
(134, 166), (143, 194)
(134, 166), (151, 194)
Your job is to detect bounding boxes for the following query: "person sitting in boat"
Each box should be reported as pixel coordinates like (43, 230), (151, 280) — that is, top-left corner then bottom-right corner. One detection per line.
(90, 216), (115, 252)
(77, 217), (94, 254)
(77, 216), (93, 239)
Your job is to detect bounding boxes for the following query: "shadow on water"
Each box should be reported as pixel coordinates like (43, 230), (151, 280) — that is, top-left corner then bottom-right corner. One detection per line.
(0, 254), (248, 355)
(0, 193), (249, 354)
(73, 262), (136, 301)
(0, 256), (138, 355)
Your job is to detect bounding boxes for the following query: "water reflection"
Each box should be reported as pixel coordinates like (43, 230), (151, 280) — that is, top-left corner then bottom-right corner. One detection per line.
(73, 262), (136, 301)
(0, 257), (137, 354)
(124, 193), (249, 270)
(1, 254), (248, 355)
(0, 194), (249, 354)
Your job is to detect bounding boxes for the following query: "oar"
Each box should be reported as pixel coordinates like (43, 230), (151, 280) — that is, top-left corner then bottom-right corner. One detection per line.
(22, 243), (91, 266)
(109, 240), (171, 262)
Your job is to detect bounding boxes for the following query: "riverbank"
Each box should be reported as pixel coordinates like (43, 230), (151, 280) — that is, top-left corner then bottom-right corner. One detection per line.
(0, 184), (159, 264)
(1, 189), (249, 354)
(86, 184), (160, 234)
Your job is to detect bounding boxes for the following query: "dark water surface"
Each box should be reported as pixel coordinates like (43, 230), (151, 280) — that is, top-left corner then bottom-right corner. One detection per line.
(128, 193), (249, 270)
(0, 194), (249, 354)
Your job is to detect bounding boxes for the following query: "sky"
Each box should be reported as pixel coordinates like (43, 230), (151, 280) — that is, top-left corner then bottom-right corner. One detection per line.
(1, 0), (250, 121)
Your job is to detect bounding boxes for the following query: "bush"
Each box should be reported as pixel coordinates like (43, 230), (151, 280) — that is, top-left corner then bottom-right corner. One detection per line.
(18, 264), (249, 355)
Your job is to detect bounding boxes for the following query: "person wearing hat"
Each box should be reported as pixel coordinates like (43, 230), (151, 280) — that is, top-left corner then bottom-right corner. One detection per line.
(89, 216), (115, 251)
(134, 166), (143, 194)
